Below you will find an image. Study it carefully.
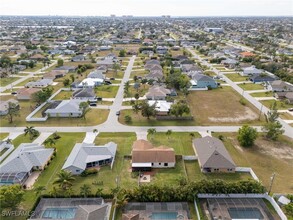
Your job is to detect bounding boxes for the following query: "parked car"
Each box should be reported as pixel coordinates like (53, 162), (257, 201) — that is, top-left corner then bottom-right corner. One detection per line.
(116, 111), (120, 116)
(288, 108), (293, 112)
(11, 91), (17, 95)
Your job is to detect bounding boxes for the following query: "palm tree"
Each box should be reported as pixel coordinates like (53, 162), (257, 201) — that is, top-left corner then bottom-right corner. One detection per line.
(43, 137), (56, 147)
(189, 133), (195, 139)
(95, 188), (103, 197)
(80, 184), (91, 198)
(147, 128), (156, 140)
(114, 194), (128, 208)
(34, 185), (46, 196)
(24, 126), (39, 140)
(93, 129), (98, 133)
(166, 130), (172, 140)
(53, 170), (75, 190)
(132, 103), (140, 114)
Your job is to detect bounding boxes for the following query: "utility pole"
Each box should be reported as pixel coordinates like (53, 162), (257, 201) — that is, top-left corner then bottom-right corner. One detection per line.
(268, 172), (276, 195)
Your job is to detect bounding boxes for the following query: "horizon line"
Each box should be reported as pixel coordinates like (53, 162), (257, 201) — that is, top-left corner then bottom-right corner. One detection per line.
(0, 15), (292, 17)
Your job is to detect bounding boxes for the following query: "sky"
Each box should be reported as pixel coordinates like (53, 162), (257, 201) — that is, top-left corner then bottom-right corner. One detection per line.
(0, 0), (292, 16)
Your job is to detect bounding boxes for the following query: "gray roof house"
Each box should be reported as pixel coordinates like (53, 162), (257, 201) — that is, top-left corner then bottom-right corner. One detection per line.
(88, 70), (105, 79)
(45, 100), (83, 118)
(193, 136), (236, 173)
(267, 80), (293, 92)
(0, 143), (54, 186)
(0, 99), (19, 116)
(71, 55), (86, 62)
(72, 88), (96, 101)
(25, 78), (53, 88)
(62, 142), (117, 175)
(241, 66), (263, 76)
(190, 74), (218, 89)
(146, 85), (171, 100)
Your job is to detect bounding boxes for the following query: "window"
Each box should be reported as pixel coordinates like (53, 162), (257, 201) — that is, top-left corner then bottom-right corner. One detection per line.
(76, 170), (80, 172)
(159, 163), (161, 165)
(164, 163), (168, 167)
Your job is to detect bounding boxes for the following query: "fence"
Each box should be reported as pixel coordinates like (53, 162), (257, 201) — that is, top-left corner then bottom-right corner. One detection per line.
(183, 155), (197, 161)
(197, 194), (287, 220)
(0, 145), (14, 162)
(235, 167), (259, 182)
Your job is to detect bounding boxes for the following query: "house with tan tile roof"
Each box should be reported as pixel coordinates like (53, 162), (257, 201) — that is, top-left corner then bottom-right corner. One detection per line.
(131, 140), (175, 172)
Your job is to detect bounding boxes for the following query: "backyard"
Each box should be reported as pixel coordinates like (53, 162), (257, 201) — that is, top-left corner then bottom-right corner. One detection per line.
(187, 86), (265, 125)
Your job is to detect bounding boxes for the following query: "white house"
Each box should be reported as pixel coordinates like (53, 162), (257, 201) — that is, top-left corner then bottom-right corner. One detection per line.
(45, 100), (83, 118)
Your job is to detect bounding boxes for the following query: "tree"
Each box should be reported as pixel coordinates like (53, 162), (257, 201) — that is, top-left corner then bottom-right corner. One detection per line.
(112, 63), (120, 77)
(32, 87), (53, 104)
(79, 102), (90, 120)
(70, 74), (75, 83)
(53, 170), (75, 190)
(5, 101), (20, 123)
(44, 137), (56, 147)
(0, 184), (24, 209)
(80, 184), (91, 198)
(133, 82), (141, 92)
(63, 78), (70, 86)
(124, 115), (132, 124)
(147, 128), (156, 140)
(57, 59), (64, 67)
(132, 103), (140, 114)
(140, 101), (156, 119)
(141, 78), (148, 89)
(24, 126), (39, 140)
(166, 130), (172, 139)
(95, 188), (103, 197)
(124, 81), (130, 96)
(170, 101), (190, 117)
(119, 49), (126, 57)
(133, 75), (138, 82)
(237, 125), (258, 147)
(134, 93), (140, 101)
(34, 185), (46, 197)
(262, 101), (284, 140)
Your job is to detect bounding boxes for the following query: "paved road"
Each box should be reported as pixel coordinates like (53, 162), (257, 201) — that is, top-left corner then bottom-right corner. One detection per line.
(187, 48), (293, 138)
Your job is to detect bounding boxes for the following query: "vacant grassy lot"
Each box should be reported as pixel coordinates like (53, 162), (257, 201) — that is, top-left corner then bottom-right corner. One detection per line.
(238, 83), (264, 90)
(105, 71), (124, 79)
(0, 133), (9, 140)
(225, 73), (248, 82)
(184, 160), (251, 182)
(95, 85), (119, 98)
(130, 70), (148, 78)
(0, 100), (109, 127)
(250, 91), (274, 97)
(213, 132), (293, 193)
(0, 77), (19, 86)
(125, 84), (150, 98)
(187, 86), (265, 125)
(148, 132), (201, 155)
(279, 112), (293, 120)
(52, 90), (73, 100)
(260, 100), (293, 110)
(119, 109), (196, 126)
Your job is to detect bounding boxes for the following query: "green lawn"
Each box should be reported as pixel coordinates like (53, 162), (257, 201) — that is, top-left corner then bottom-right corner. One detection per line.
(225, 73), (248, 82)
(260, 100), (293, 110)
(184, 160), (251, 182)
(130, 70), (148, 78)
(148, 132), (200, 155)
(238, 83), (264, 90)
(125, 84), (150, 98)
(119, 109), (196, 126)
(0, 133), (9, 140)
(279, 112), (293, 120)
(95, 85), (119, 98)
(51, 91), (73, 100)
(0, 77), (19, 86)
(250, 91), (274, 97)
(12, 133), (38, 147)
(212, 132), (293, 193)
(105, 71), (124, 79)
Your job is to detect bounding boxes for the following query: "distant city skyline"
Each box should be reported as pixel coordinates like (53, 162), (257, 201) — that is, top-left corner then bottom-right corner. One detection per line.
(0, 0), (292, 16)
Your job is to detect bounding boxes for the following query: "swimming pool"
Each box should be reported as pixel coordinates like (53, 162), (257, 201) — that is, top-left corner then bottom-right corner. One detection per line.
(151, 212), (179, 219)
(228, 207), (264, 219)
(42, 207), (77, 219)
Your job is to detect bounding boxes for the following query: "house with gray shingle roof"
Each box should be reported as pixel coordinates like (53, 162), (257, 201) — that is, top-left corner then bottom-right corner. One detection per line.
(0, 143), (54, 186)
(72, 88), (96, 101)
(62, 142), (117, 175)
(193, 136), (236, 173)
(45, 100), (83, 118)
(189, 74), (218, 89)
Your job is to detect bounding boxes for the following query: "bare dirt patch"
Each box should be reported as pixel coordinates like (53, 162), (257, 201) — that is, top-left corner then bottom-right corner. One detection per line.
(209, 107), (258, 122)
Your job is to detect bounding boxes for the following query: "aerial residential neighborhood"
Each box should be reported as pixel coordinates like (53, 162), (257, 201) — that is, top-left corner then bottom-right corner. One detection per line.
(0, 1), (292, 220)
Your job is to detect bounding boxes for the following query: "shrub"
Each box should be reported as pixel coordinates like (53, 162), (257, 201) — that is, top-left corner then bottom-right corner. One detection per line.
(81, 168), (98, 177)
(239, 98), (247, 106)
(125, 115), (132, 123)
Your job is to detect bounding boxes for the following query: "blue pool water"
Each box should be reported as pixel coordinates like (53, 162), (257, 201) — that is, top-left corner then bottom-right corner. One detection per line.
(42, 207), (77, 219)
(151, 212), (178, 219)
(228, 207), (264, 219)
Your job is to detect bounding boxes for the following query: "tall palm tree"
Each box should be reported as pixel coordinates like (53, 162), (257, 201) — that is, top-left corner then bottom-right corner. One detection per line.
(80, 184), (91, 198)
(53, 170), (75, 191)
(34, 185), (46, 196)
(24, 126), (39, 140)
(147, 128), (156, 140)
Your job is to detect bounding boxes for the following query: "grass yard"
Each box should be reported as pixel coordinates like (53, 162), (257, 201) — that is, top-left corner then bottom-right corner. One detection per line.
(105, 71), (124, 79)
(0, 77), (19, 86)
(184, 161), (251, 182)
(148, 132), (201, 155)
(0, 133), (8, 140)
(279, 112), (293, 120)
(213, 132), (293, 193)
(130, 70), (148, 78)
(28, 63), (43, 72)
(0, 95), (16, 101)
(125, 84), (150, 98)
(260, 100), (293, 110)
(95, 85), (119, 98)
(119, 109), (196, 126)
(187, 86), (265, 125)
(225, 73), (248, 82)
(0, 100), (109, 127)
(51, 90), (73, 100)
(238, 83), (264, 90)
(250, 91), (274, 97)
